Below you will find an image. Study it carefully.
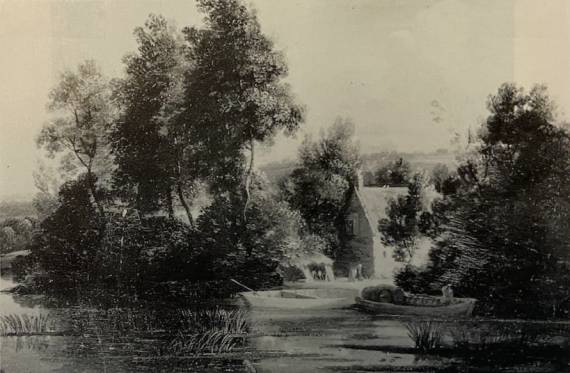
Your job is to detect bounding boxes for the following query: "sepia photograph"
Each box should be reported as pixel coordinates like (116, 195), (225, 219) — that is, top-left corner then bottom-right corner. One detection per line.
(0, 0), (569, 372)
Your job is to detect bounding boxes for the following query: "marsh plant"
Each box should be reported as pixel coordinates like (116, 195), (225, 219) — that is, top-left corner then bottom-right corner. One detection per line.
(166, 308), (249, 355)
(405, 320), (443, 353)
(0, 313), (54, 336)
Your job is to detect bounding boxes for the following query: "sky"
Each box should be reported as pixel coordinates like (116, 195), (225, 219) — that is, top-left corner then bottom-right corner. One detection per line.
(1, 0), (570, 200)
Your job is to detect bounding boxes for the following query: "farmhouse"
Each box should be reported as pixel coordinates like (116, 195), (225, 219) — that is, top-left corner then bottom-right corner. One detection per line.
(336, 180), (408, 281)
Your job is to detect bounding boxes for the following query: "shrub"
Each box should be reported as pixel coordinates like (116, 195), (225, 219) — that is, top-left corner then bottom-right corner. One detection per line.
(166, 308), (249, 355)
(0, 313), (53, 336)
(394, 265), (436, 295)
(405, 320), (443, 353)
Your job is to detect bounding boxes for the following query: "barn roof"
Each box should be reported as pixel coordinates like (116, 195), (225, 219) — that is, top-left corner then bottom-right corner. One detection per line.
(356, 187), (408, 231)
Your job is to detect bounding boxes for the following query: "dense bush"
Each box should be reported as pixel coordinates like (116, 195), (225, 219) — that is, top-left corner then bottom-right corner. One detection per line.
(29, 175), (103, 289)
(399, 84), (570, 319)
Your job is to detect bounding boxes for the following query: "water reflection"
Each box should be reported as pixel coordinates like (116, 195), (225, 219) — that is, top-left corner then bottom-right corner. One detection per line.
(1, 306), (251, 372)
(1, 274), (569, 373)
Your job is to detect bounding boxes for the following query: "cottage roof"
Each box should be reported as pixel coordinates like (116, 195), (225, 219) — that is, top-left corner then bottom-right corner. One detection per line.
(356, 187), (408, 231)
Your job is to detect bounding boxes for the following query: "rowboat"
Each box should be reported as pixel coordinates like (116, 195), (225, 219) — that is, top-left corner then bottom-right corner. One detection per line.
(237, 288), (358, 310)
(355, 295), (476, 317)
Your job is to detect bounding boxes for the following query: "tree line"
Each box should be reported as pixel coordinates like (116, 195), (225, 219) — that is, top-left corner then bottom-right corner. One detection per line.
(379, 84), (570, 319)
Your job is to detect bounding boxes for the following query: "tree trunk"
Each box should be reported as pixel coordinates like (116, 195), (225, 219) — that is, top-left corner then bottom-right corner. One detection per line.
(177, 182), (194, 226)
(243, 139), (255, 220)
(86, 169), (105, 217)
(166, 189), (175, 219)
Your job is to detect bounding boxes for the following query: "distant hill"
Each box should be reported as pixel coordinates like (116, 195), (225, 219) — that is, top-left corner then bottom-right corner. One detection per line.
(259, 150), (457, 186)
(361, 150), (456, 174)
(259, 159), (297, 185)
(0, 200), (37, 220)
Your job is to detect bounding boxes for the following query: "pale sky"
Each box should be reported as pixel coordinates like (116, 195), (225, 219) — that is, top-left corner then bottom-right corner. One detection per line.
(1, 0), (570, 200)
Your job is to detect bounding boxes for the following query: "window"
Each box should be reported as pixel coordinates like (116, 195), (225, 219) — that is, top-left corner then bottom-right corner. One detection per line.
(346, 213), (359, 235)
(346, 218), (354, 235)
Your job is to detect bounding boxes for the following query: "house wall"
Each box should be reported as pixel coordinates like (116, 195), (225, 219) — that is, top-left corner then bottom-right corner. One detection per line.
(372, 237), (400, 281)
(336, 192), (375, 278)
(337, 189), (402, 281)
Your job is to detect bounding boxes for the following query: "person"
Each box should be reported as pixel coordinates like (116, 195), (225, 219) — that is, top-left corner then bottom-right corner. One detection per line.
(356, 263), (363, 281)
(317, 269), (323, 281)
(442, 284), (454, 299)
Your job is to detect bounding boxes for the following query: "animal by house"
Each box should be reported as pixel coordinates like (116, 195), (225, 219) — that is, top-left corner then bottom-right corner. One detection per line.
(336, 176), (408, 281)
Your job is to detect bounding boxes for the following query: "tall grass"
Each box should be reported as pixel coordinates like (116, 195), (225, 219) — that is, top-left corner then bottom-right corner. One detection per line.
(405, 320), (443, 353)
(167, 308), (249, 355)
(0, 313), (53, 336)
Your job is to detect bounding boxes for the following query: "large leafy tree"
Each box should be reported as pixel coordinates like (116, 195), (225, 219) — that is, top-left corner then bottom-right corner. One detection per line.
(281, 118), (361, 257)
(37, 60), (114, 216)
(405, 84), (570, 318)
(191, 189), (306, 288)
(181, 0), (304, 208)
(112, 15), (195, 221)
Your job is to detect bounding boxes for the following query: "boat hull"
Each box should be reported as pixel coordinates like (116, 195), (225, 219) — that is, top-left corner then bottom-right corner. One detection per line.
(355, 296), (476, 317)
(238, 289), (357, 310)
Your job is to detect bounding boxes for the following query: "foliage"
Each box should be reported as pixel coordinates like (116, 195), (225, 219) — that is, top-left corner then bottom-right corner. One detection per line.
(96, 213), (194, 295)
(405, 320), (443, 353)
(166, 308), (248, 355)
(181, 0), (304, 197)
(375, 157), (411, 186)
(187, 190), (306, 289)
(430, 163), (460, 195)
(32, 161), (62, 220)
(37, 60), (114, 216)
(404, 83), (570, 318)
(0, 217), (36, 254)
(23, 3), (307, 297)
(111, 15), (194, 219)
(281, 118), (361, 257)
(0, 313), (53, 336)
(379, 173), (435, 263)
(29, 174), (103, 289)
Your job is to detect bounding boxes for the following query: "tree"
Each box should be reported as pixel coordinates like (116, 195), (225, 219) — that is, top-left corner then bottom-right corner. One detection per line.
(181, 0), (304, 211)
(281, 118), (361, 257)
(187, 182), (311, 288)
(378, 173), (433, 263)
(30, 175), (103, 289)
(32, 161), (62, 220)
(375, 157), (411, 186)
(405, 83), (570, 318)
(37, 60), (114, 216)
(112, 15), (196, 221)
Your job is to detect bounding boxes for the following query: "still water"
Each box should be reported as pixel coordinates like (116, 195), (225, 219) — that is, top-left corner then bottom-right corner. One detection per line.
(1, 274), (568, 373)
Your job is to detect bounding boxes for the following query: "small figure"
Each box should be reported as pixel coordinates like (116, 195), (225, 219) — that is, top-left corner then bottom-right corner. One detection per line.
(317, 269), (323, 281)
(442, 284), (454, 299)
(311, 270), (317, 280)
(348, 265), (357, 282)
(356, 263), (364, 281)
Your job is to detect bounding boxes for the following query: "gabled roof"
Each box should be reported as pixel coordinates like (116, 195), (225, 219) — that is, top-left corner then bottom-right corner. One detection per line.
(355, 187), (408, 232)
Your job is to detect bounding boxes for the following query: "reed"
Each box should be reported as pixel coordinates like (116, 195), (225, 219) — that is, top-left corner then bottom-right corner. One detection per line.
(405, 320), (443, 353)
(0, 313), (53, 336)
(167, 308), (249, 355)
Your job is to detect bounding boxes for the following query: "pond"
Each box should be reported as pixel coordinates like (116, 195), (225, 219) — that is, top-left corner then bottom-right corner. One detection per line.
(1, 274), (569, 373)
